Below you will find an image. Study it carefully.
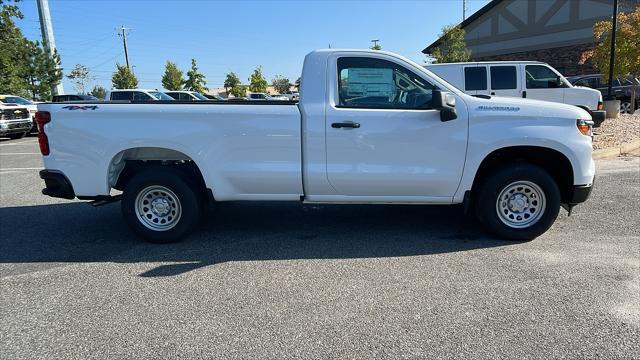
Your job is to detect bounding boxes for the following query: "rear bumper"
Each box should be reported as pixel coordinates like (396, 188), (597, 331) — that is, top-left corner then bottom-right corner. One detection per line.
(40, 170), (75, 199)
(567, 183), (593, 205)
(590, 110), (606, 126)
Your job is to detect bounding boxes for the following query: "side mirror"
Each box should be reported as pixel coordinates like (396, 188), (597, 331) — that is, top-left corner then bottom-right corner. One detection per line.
(432, 90), (457, 122)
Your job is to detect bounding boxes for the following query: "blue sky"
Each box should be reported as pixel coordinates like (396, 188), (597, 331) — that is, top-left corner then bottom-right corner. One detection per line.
(16, 0), (490, 93)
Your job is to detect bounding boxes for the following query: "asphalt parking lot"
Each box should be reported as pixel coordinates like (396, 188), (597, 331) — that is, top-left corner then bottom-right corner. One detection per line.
(1, 136), (639, 359)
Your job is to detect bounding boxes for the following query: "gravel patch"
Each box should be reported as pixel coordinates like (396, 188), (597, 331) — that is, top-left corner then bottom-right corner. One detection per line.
(593, 112), (640, 150)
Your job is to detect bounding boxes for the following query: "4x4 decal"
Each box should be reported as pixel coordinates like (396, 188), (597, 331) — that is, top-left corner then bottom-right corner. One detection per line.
(62, 105), (98, 111)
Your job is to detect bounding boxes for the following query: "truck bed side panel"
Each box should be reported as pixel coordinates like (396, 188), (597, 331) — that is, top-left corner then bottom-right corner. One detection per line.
(39, 103), (303, 200)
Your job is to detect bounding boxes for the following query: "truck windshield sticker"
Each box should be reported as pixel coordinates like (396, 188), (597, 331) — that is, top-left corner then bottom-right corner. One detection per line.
(476, 105), (520, 112)
(346, 68), (394, 97)
(62, 105), (98, 111)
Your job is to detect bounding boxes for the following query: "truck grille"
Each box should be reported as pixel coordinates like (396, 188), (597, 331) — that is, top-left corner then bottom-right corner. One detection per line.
(1, 108), (30, 120)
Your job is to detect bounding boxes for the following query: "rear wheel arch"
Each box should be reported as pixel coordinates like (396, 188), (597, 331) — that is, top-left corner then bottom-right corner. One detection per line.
(107, 147), (209, 200)
(470, 146), (574, 204)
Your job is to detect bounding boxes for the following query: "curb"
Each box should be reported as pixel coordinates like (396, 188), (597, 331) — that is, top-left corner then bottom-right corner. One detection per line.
(593, 138), (640, 159)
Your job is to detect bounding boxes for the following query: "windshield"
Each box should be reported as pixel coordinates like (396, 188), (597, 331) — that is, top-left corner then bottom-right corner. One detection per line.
(0, 96), (33, 105)
(192, 92), (208, 100)
(149, 91), (175, 100)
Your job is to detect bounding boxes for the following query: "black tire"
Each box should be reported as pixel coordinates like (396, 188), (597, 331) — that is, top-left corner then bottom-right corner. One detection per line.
(8, 132), (27, 140)
(475, 163), (560, 241)
(121, 167), (201, 243)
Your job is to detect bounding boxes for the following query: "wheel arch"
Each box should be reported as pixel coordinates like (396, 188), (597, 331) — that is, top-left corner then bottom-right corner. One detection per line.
(107, 147), (209, 199)
(470, 146), (575, 204)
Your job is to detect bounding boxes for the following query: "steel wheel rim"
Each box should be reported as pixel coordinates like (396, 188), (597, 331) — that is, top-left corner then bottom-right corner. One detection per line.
(496, 181), (546, 229)
(135, 185), (182, 231)
(620, 102), (631, 114)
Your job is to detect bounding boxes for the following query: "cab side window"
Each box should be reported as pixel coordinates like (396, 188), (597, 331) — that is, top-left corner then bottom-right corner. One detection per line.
(337, 57), (436, 109)
(525, 65), (566, 89)
(464, 67), (487, 91)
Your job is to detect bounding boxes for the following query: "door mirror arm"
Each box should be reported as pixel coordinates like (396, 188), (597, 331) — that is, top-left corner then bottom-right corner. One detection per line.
(432, 90), (458, 122)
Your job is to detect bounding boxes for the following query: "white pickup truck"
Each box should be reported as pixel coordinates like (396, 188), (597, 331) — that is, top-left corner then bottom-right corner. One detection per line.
(37, 49), (595, 243)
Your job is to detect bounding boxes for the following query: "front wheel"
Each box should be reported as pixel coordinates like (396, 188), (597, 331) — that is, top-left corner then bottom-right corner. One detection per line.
(475, 164), (560, 241)
(620, 101), (632, 114)
(121, 167), (201, 243)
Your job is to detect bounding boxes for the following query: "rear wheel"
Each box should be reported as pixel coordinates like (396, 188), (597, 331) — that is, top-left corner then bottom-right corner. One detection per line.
(8, 132), (27, 140)
(620, 101), (632, 114)
(121, 167), (201, 243)
(475, 164), (560, 241)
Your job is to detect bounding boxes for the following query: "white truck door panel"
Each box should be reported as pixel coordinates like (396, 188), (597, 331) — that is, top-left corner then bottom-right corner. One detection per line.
(324, 55), (468, 199)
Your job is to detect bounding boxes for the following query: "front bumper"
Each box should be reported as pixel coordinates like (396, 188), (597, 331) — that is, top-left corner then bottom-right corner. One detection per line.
(590, 110), (606, 127)
(567, 183), (593, 205)
(0, 119), (32, 136)
(40, 170), (76, 199)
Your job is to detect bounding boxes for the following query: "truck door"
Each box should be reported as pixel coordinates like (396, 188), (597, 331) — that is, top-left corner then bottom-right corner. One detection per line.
(324, 55), (468, 200)
(463, 65), (489, 96)
(489, 65), (519, 97)
(522, 64), (566, 103)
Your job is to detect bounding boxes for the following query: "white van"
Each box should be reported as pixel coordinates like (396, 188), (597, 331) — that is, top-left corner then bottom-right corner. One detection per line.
(425, 61), (605, 123)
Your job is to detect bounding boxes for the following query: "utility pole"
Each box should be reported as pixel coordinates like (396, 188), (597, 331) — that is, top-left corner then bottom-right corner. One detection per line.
(606, 0), (618, 100)
(36, 0), (64, 95)
(371, 39), (380, 50)
(463, 0), (467, 20)
(118, 26), (132, 70)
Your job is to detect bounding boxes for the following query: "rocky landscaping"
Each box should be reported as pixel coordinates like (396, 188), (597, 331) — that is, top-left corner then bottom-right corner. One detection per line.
(593, 112), (640, 150)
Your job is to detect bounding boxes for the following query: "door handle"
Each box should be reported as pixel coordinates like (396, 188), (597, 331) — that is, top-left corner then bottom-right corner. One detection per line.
(491, 92), (496, 95)
(331, 122), (360, 129)
(522, 91), (527, 98)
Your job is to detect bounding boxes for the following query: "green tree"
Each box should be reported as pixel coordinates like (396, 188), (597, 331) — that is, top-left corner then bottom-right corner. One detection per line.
(271, 75), (291, 94)
(294, 77), (301, 90)
(427, 24), (471, 63)
(25, 41), (62, 101)
(248, 66), (268, 93)
(111, 64), (138, 89)
(66, 64), (94, 94)
(581, 6), (640, 113)
(0, 0), (29, 97)
(161, 61), (184, 91)
(223, 72), (241, 95)
(230, 85), (246, 98)
(184, 58), (207, 93)
(89, 85), (107, 99)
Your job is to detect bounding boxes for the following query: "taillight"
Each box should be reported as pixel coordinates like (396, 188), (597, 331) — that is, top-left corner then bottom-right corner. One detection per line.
(35, 111), (51, 155)
(576, 119), (593, 137)
(597, 101), (603, 110)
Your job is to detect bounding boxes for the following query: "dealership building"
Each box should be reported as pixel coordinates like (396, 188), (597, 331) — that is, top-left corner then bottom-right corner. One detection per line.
(422, 0), (639, 76)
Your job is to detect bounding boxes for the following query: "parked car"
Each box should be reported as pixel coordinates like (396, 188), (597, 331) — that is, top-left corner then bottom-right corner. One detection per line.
(0, 102), (32, 139)
(203, 94), (226, 100)
(425, 61), (605, 125)
(0, 94), (38, 131)
(105, 89), (175, 101)
(52, 94), (99, 102)
(164, 91), (209, 101)
(567, 74), (639, 114)
(37, 49), (594, 243)
(281, 91), (300, 101)
(268, 94), (289, 100)
(248, 93), (287, 101)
